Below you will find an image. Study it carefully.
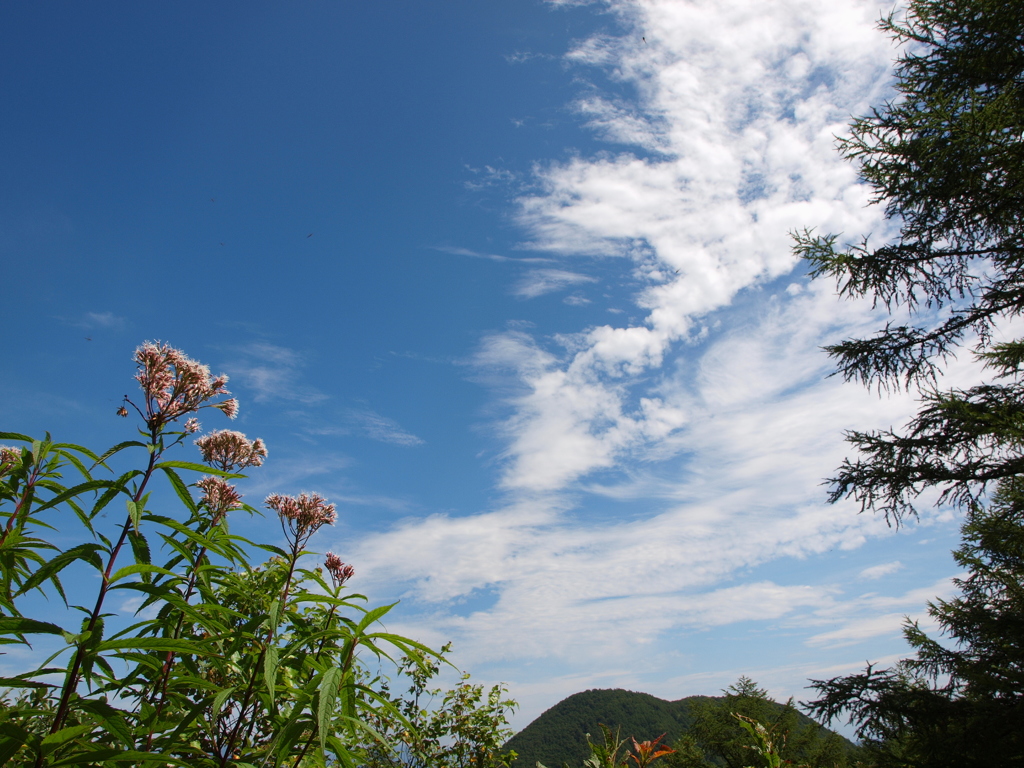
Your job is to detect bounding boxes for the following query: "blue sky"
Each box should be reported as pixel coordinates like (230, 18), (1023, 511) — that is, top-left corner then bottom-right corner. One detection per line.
(1, 0), (969, 734)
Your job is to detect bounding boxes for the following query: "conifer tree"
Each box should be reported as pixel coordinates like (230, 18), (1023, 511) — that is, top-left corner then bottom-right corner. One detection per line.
(793, 0), (1024, 522)
(800, 0), (1024, 763)
(806, 478), (1024, 766)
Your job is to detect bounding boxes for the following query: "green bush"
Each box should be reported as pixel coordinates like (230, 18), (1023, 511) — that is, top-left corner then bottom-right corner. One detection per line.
(0, 341), (513, 767)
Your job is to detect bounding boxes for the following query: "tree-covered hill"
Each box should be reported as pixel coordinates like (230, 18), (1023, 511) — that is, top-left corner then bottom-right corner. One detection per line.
(504, 688), (710, 768)
(504, 684), (861, 768)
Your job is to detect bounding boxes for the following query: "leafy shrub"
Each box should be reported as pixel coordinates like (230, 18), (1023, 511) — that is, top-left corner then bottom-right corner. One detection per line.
(0, 342), (447, 767)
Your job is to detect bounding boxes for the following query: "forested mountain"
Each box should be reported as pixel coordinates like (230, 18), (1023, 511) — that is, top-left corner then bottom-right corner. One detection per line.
(505, 689), (706, 768)
(504, 685), (859, 768)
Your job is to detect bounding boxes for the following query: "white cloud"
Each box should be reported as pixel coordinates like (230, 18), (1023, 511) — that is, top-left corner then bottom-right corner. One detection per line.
(347, 407), (424, 447)
(513, 268), (599, 299)
(432, 245), (552, 264)
(83, 311), (125, 329)
(329, 0), (968, 729)
(222, 342), (329, 404)
(859, 561), (904, 580)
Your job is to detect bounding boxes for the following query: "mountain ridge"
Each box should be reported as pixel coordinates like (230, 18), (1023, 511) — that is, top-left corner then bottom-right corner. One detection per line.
(503, 687), (855, 768)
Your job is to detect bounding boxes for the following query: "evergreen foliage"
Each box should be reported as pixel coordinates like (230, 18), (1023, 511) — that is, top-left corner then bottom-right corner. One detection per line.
(792, 0), (1024, 523)
(682, 678), (858, 768)
(806, 480), (1024, 766)
(798, 0), (1024, 763)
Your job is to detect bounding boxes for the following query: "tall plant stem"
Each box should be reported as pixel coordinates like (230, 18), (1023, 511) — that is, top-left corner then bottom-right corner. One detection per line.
(144, 523), (221, 751)
(0, 458), (43, 547)
(44, 438), (160, 747)
(288, 599), (343, 768)
(217, 540), (303, 767)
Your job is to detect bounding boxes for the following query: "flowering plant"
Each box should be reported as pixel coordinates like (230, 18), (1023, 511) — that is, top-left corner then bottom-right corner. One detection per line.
(0, 343), (437, 767)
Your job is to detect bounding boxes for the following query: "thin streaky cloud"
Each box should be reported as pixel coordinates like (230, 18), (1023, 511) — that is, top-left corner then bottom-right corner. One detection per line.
(513, 268), (598, 299)
(859, 561), (904, 580)
(70, 311), (127, 330)
(347, 407), (424, 447)
(222, 342), (329, 404)
(431, 245), (553, 264)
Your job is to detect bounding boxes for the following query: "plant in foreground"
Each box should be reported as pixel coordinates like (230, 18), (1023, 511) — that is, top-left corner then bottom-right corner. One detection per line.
(0, 341), (444, 767)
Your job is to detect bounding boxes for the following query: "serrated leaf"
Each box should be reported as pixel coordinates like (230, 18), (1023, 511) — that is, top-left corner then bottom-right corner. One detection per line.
(15, 543), (105, 597)
(154, 460), (241, 478)
(49, 748), (191, 767)
(159, 466), (197, 514)
(0, 617), (65, 636)
(355, 602), (396, 634)
(127, 529), (151, 567)
(107, 563), (177, 585)
(40, 723), (96, 753)
(267, 599), (281, 635)
(93, 440), (148, 467)
(32, 480), (116, 514)
(0, 724), (32, 764)
(76, 699), (133, 747)
(61, 630), (91, 645)
(126, 499), (143, 532)
(318, 666), (343, 756)
(211, 685), (236, 720)
(264, 643), (280, 701)
(95, 637), (207, 654)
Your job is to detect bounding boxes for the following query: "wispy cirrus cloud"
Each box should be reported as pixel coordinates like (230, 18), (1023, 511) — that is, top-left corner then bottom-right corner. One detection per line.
(513, 268), (598, 299)
(859, 561), (904, 580)
(331, 0), (963, 728)
(346, 407), (424, 447)
(222, 342), (329, 405)
(69, 311), (127, 330)
(431, 245), (553, 264)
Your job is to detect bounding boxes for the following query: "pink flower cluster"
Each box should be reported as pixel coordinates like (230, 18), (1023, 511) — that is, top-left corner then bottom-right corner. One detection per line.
(196, 476), (243, 517)
(265, 492), (337, 536)
(324, 552), (355, 586)
(133, 342), (237, 429)
(195, 430), (268, 472)
(0, 446), (20, 479)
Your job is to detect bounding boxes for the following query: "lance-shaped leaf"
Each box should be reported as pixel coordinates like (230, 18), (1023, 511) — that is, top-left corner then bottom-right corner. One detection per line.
(0, 616), (65, 638)
(15, 543), (105, 597)
(318, 666), (344, 756)
(264, 643), (280, 702)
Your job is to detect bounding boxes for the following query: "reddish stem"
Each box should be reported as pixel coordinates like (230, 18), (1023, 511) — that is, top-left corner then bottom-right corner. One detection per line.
(44, 438), (160, 749)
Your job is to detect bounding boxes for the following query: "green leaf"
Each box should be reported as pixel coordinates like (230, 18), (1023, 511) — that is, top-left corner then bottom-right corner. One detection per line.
(264, 643), (280, 701)
(76, 699), (133, 747)
(93, 440), (148, 467)
(15, 543), (105, 597)
(0, 676), (55, 689)
(211, 685), (236, 720)
(355, 601), (397, 634)
(61, 630), (91, 645)
(159, 466), (197, 514)
(32, 480), (117, 514)
(0, 724), (33, 764)
(154, 460), (242, 478)
(95, 637), (208, 654)
(126, 499), (143, 532)
(49, 748), (191, 767)
(267, 598), (281, 635)
(0, 617), (65, 636)
(128, 529), (151, 566)
(40, 724), (96, 755)
(107, 562), (178, 585)
(318, 666), (343, 756)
